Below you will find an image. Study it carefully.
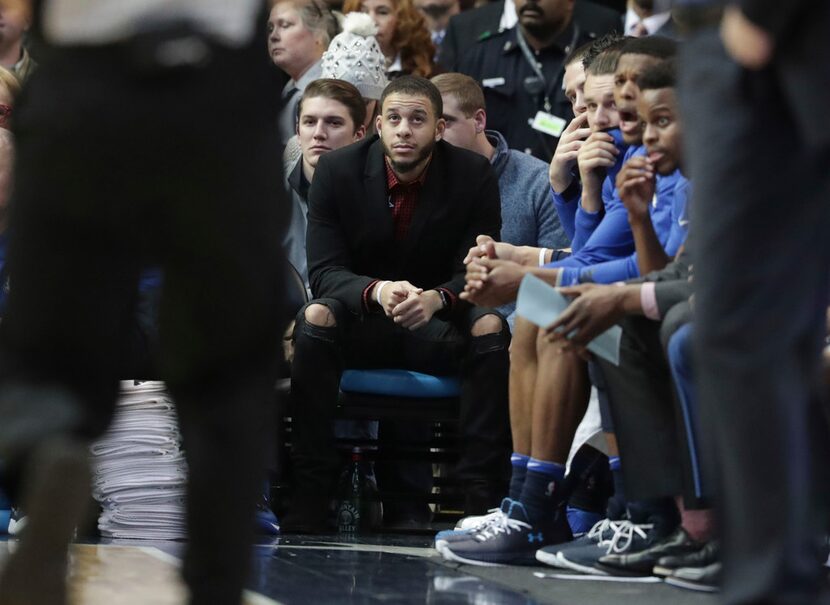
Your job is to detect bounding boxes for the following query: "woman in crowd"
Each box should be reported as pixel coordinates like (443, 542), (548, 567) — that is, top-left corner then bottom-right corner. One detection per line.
(342, 0), (436, 78)
(320, 12), (389, 135)
(268, 0), (339, 143)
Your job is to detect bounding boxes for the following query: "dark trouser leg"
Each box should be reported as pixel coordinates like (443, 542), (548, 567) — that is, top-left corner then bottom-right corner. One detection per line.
(456, 308), (512, 510)
(681, 28), (830, 604)
(599, 316), (682, 501)
(289, 299), (348, 506)
(375, 419), (434, 523)
(153, 38), (286, 603)
(0, 59), (147, 494)
(171, 364), (277, 605)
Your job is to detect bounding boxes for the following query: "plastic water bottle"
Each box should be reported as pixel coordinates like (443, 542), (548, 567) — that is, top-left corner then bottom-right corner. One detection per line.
(336, 448), (366, 533)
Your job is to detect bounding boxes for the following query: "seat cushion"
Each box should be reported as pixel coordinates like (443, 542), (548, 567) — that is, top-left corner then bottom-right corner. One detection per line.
(340, 369), (461, 398)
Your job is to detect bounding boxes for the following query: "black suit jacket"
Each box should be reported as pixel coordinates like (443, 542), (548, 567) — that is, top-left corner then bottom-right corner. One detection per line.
(306, 136), (501, 316)
(439, 0), (622, 70)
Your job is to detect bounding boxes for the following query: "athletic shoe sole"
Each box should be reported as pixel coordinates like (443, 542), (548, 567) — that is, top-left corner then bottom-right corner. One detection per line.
(441, 546), (505, 568)
(0, 437), (91, 605)
(535, 548), (566, 568)
(665, 576), (719, 593)
(652, 564), (673, 577)
(593, 562), (655, 578)
(536, 551), (608, 576)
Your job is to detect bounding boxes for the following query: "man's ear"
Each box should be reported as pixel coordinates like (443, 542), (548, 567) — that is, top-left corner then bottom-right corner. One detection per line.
(375, 114), (383, 137)
(473, 108), (487, 134)
(435, 118), (446, 140)
(354, 125), (367, 141)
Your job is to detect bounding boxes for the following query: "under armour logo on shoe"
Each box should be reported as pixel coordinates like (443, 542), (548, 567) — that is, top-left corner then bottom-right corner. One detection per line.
(545, 481), (556, 497)
(527, 532), (544, 543)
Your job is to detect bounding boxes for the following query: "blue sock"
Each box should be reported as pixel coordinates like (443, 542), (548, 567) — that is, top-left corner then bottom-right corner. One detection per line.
(567, 506), (603, 535)
(519, 458), (566, 526)
(509, 453), (529, 501)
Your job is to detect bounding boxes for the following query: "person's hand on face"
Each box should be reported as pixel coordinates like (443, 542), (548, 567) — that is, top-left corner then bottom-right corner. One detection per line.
(616, 155), (656, 222)
(577, 131), (619, 184)
(549, 113), (591, 193)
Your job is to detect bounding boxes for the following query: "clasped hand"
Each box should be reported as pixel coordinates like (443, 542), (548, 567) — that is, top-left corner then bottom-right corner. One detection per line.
(377, 280), (441, 331)
(461, 235), (526, 307)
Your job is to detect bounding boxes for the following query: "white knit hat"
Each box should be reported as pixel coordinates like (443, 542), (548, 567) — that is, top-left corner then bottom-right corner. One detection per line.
(321, 12), (388, 101)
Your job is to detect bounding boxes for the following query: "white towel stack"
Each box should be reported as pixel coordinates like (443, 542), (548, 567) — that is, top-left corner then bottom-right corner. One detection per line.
(91, 381), (188, 540)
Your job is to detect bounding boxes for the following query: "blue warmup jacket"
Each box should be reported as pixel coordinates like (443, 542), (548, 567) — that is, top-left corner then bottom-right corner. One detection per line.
(558, 173), (691, 285)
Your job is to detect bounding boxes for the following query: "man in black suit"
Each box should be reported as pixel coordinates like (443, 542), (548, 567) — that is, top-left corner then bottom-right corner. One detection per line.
(680, 0), (830, 602)
(285, 76), (512, 530)
(450, 0), (620, 160)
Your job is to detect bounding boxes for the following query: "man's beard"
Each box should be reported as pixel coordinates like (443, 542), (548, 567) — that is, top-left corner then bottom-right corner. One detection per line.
(382, 137), (435, 174)
(519, 3), (569, 41)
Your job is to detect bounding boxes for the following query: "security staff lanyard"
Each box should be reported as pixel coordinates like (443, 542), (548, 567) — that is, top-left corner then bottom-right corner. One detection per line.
(515, 24), (580, 114)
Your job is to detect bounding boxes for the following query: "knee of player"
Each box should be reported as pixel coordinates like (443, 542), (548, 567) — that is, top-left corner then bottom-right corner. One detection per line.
(304, 303), (337, 328)
(470, 313), (505, 337)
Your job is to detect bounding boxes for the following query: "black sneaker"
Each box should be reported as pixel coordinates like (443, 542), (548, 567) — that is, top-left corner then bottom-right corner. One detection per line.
(0, 437), (92, 605)
(665, 561), (721, 593)
(596, 527), (706, 577)
(535, 517), (625, 574)
(653, 539), (719, 577)
(442, 501), (572, 567)
(579, 519), (667, 576)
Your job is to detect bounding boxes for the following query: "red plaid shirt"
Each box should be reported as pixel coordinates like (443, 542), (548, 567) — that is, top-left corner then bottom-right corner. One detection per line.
(385, 156), (429, 241)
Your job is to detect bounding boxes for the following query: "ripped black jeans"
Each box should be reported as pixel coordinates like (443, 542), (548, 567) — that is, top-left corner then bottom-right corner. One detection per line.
(289, 298), (512, 509)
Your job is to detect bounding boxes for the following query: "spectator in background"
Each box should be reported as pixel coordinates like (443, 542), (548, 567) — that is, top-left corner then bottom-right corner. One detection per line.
(412, 0), (459, 61)
(285, 79), (367, 289)
(343, 0), (437, 78)
(320, 12), (389, 135)
(432, 72), (568, 325)
(453, 0), (619, 160)
(0, 2), (35, 83)
(623, 0), (675, 38)
(0, 66), (20, 130)
(0, 129), (12, 309)
(268, 0), (339, 143)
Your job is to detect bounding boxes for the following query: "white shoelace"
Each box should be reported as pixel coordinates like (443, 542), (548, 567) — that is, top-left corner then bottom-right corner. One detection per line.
(586, 518), (626, 544)
(473, 513), (531, 542)
(605, 520), (654, 554)
(462, 507), (503, 532)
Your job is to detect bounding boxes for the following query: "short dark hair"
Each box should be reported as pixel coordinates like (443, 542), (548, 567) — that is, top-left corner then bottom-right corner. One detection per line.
(638, 59), (677, 92)
(299, 79), (367, 131)
(431, 72), (485, 117)
(581, 33), (628, 73)
(379, 75), (443, 120)
(619, 36), (678, 61)
(565, 39), (593, 68)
